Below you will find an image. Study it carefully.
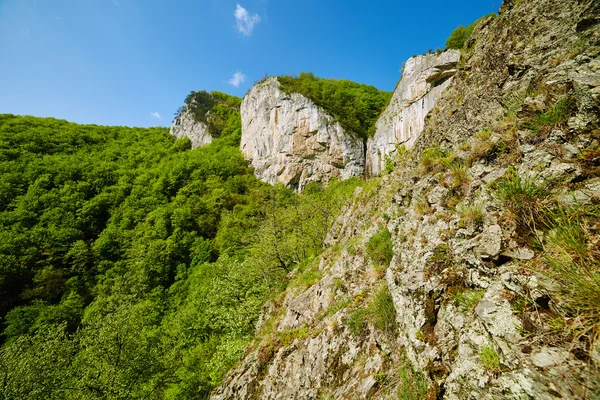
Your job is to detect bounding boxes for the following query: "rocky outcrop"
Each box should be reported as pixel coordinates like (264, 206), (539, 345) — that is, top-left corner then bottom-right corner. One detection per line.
(170, 107), (214, 149)
(214, 0), (600, 398)
(366, 50), (459, 176)
(240, 77), (364, 190)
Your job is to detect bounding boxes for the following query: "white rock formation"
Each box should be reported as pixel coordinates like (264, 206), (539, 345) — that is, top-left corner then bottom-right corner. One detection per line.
(170, 106), (214, 149)
(240, 77), (364, 190)
(366, 50), (460, 175)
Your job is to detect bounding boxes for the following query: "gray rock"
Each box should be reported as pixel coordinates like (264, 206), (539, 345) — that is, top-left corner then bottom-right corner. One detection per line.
(531, 348), (570, 368)
(503, 247), (535, 261)
(170, 106), (214, 149)
(240, 77), (364, 190)
(477, 224), (503, 259)
(366, 50), (460, 176)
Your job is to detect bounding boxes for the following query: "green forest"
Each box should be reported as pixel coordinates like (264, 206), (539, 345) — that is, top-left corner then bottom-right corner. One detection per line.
(0, 102), (365, 399)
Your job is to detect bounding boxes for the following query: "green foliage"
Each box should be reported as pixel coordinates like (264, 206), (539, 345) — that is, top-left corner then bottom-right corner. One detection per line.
(446, 26), (470, 50)
(277, 73), (392, 139)
(522, 97), (574, 134)
(445, 14), (496, 50)
(396, 358), (429, 400)
(480, 344), (501, 373)
(457, 202), (484, 229)
(278, 326), (311, 347)
(0, 113), (365, 398)
(182, 90), (242, 137)
(492, 171), (548, 232)
(347, 285), (397, 336)
(370, 285), (397, 334)
(541, 205), (600, 336)
(366, 229), (394, 268)
(419, 146), (455, 175)
(454, 289), (485, 313)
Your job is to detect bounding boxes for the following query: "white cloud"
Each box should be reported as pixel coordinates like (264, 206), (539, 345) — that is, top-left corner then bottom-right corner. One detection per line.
(228, 72), (246, 88)
(234, 4), (260, 36)
(150, 112), (163, 120)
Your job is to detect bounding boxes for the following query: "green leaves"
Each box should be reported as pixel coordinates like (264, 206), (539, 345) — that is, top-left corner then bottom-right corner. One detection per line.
(277, 73), (391, 139)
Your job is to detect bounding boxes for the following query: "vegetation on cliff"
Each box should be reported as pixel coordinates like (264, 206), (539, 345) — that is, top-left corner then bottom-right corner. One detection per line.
(181, 90), (242, 137)
(277, 72), (392, 139)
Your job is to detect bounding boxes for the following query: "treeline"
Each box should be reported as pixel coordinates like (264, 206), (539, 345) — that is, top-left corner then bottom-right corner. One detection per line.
(277, 72), (392, 139)
(0, 110), (362, 399)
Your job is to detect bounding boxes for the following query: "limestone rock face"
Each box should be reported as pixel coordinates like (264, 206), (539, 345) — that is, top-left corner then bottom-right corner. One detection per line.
(240, 77), (364, 190)
(170, 107), (213, 149)
(366, 50), (459, 176)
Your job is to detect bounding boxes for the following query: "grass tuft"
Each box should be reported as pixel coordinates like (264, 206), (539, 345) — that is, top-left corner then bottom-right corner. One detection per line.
(454, 289), (485, 313)
(493, 171), (548, 233)
(480, 344), (501, 373)
(420, 146), (455, 175)
(366, 229), (394, 269)
(347, 285), (397, 336)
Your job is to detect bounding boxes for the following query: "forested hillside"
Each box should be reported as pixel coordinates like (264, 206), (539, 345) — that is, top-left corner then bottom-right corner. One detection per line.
(0, 110), (364, 399)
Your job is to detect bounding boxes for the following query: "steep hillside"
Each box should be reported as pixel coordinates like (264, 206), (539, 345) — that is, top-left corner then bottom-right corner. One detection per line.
(0, 113), (371, 399)
(213, 0), (600, 398)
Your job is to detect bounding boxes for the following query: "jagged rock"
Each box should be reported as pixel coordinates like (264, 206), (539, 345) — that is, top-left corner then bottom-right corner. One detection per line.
(531, 347), (570, 368)
(476, 225), (503, 260)
(240, 77), (364, 190)
(366, 50), (460, 176)
(170, 106), (214, 149)
(213, 0), (600, 398)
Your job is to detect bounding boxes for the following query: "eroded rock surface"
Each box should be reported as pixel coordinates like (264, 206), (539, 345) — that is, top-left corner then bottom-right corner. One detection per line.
(366, 50), (459, 176)
(240, 77), (364, 190)
(214, 0), (600, 398)
(170, 106), (214, 149)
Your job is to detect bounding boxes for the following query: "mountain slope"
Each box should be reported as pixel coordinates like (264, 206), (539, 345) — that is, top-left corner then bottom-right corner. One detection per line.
(213, 0), (600, 398)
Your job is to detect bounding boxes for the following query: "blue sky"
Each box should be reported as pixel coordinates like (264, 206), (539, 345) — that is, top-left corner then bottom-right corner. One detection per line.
(0, 0), (500, 127)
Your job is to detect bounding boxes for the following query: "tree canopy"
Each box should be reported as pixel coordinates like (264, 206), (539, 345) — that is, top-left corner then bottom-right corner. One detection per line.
(0, 112), (364, 399)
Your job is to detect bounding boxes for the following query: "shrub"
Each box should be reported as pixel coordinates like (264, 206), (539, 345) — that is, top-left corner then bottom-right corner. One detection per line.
(278, 326), (311, 347)
(414, 196), (433, 217)
(446, 14), (497, 50)
(370, 285), (397, 334)
(396, 359), (429, 400)
(447, 161), (471, 196)
(457, 202), (485, 229)
(347, 285), (397, 336)
(366, 229), (394, 268)
(541, 205), (600, 337)
(182, 90), (242, 137)
(347, 308), (369, 336)
(446, 26), (470, 50)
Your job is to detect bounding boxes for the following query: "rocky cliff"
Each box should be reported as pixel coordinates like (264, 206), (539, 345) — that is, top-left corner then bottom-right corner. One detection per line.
(367, 50), (460, 176)
(170, 106), (214, 149)
(240, 77), (365, 190)
(213, 0), (600, 398)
